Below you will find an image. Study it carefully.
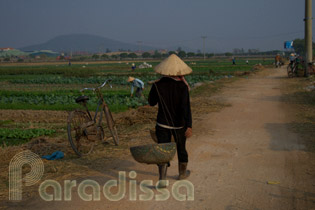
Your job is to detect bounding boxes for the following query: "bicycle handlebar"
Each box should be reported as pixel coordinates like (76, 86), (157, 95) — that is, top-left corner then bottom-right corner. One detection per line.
(80, 79), (112, 92)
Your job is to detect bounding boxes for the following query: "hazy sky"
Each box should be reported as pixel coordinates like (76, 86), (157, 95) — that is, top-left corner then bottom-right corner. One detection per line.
(0, 0), (313, 52)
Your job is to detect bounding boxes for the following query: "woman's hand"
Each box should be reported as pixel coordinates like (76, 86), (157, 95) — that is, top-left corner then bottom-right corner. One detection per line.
(185, 127), (192, 138)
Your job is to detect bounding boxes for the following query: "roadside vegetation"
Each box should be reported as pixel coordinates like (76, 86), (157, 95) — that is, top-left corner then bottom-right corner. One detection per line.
(282, 75), (315, 152)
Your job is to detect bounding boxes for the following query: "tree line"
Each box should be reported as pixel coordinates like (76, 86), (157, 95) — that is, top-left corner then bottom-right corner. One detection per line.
(75, 50), (216, 61)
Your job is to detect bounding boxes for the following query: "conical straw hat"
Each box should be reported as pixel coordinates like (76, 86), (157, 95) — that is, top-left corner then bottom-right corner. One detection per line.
(154, 54), (192, 76)
(127, 76), (135, 82)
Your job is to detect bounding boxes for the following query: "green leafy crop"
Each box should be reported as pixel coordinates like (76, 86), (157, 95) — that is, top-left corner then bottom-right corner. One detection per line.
(0, 128), (56, 146)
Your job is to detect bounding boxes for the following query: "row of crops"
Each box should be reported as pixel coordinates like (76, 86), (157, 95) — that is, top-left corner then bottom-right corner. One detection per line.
(0, 128), (56, 146)
(0, 59), (271, 112)
(5, 74), (224, 85)
(0, 90), (148, 111)
(0, 74), (226, 111)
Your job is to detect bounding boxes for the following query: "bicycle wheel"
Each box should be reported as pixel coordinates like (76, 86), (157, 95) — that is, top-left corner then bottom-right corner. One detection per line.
(67, 110), (95, 156)
(103, 105), (119, 145)
(287, 65), (293, 78)
(96, 126), (105, 143)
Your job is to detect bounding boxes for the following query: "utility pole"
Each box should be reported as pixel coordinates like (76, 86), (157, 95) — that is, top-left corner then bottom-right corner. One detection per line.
(201, 36), (207, 60)
(137, 41), (143, 53)
(305, 0), (312, 77)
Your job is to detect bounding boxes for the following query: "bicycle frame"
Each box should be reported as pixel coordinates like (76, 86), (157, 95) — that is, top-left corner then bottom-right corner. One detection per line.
(78, 79), (112, 129)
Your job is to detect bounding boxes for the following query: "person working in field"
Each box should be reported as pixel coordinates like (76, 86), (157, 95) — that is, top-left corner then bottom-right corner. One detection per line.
(131, 63), (136, 71)
(127, 76), (144, 97)
(148, 54), (192, 187)
(232, 57), (236, 65)
(275, 54), (281, 68)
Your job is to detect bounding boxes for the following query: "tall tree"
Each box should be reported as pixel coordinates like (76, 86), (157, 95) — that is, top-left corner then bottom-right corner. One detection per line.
(92, 54), (100, 60)
(153, 50), (162, 58)
(187, 52), (195, 57)
(178, 51), (186, 58)
(142, 52), (151, 58)
(119, 53), (128, 59)
(128, 53), (137, 59)
(101, 54), (109, 60)
(168, 51), (176, 55)
(292, 38), (315, 55)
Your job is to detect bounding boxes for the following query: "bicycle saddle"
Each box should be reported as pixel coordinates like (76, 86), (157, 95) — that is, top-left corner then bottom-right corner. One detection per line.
(75, 95), (89, 103)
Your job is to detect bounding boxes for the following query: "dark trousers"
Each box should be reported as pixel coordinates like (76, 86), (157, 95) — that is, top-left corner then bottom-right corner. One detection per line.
(135, 88), (142, 97)
(155, 125), (188, 163)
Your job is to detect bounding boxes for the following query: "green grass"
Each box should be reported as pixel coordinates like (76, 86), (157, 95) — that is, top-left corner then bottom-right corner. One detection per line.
(0, 89), (147, 112)
(0, 103), (130, 113)
(0, 128), (56, 146)
(0, 120), (14, 126)
(0, 65), (100, 77)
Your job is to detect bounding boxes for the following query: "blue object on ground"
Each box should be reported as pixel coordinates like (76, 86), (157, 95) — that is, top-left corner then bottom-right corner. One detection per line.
(42, 151), (64, 160)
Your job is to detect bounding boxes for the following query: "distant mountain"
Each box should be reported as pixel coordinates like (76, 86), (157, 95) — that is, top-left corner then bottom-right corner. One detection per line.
(19, 34), (154, 53)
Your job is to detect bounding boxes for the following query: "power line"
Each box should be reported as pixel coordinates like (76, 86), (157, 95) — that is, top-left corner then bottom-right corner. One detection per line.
(206, 28), (315, 40)
(201, 36), (207, 60)
(140, 38), (200, 46)
(142, 29), (315, 47)
(136, 41), (142, 52)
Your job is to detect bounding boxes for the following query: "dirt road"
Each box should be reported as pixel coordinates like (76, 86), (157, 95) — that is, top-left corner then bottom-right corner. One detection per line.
(6, 67), (315, 210)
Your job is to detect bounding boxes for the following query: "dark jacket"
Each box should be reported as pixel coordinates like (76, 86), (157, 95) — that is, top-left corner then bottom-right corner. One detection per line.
(148, 77), (192, 128)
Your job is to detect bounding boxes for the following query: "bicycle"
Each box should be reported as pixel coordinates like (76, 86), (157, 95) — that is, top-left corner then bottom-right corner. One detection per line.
(67, 79), (119, 157)
(287, 60), (298, 78)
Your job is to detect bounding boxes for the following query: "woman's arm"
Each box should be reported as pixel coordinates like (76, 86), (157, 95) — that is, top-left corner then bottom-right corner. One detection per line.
(148, 83), (158, 106)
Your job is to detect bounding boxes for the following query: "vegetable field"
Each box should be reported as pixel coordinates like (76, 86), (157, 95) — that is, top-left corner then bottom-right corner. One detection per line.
(0, 127), (55, 146)
(0, 58), (271, 112)
(0, 58), (271, 146)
